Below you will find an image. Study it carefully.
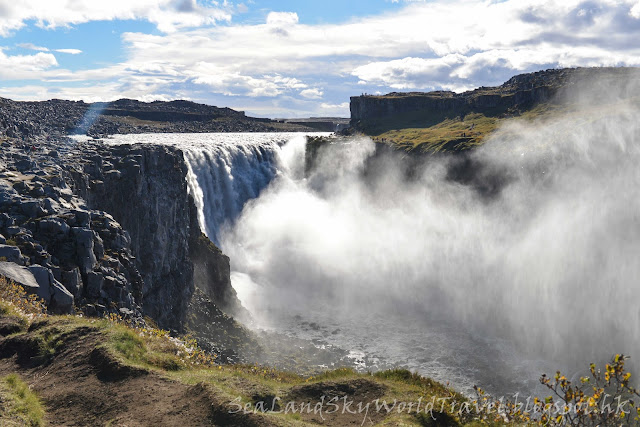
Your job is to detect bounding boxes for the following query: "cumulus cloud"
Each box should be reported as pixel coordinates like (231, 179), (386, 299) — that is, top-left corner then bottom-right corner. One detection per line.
(0, 0), (231, 35)
(299, 88), (323, 99)
(3, 0), (640, 115)
(113, 0), (640, 101)
(191, 64), (309, 97)
(0, 48), (58, 79)
(266, 11), (299, 26)
(54, 49), (82, 55)
(16, 42), (49, 51)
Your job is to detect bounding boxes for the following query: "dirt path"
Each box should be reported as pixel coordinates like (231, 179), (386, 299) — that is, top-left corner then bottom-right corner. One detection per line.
(0, 324), (269, 426)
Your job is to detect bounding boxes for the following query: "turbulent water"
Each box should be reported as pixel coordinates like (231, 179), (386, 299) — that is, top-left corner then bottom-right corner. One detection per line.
(97, 112), (640, 397)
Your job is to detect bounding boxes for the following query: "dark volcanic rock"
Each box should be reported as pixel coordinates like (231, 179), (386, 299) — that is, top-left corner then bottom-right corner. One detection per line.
(0, 138), (144, 318)
(68, 141), (244, 331)
(0, 97), (313, 140)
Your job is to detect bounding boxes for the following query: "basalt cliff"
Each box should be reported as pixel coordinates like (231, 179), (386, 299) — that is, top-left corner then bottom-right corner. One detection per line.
(0, 138), (239, 334)
(349, 67), (640, 152)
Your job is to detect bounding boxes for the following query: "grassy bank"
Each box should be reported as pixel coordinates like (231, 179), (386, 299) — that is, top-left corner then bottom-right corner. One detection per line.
(1, 275), (639, 425)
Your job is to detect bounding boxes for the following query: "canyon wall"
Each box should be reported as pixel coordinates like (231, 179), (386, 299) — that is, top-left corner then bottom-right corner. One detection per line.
(70, 142), (238, 330)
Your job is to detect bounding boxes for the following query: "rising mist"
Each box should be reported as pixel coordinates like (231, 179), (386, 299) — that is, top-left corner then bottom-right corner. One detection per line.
(221, 79), (640, 395)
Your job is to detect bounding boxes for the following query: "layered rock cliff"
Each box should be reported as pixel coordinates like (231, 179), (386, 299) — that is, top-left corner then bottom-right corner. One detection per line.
(350, 67), (640, 125)
(0, 132), (242, 335)
(67, 141), (240, 330)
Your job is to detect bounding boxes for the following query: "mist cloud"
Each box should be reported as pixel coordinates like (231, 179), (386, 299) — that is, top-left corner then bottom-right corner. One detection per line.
(222, 77), (640, 393)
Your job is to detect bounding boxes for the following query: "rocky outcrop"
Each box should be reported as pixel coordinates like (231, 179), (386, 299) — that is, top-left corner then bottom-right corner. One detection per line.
(67, 143), (194, 329)
(68, 141), (243, 331)
(0, 140), (143, 317)
(0, 98), (313, 140)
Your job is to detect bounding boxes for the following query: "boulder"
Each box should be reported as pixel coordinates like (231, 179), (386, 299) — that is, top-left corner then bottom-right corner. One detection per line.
(0, 261), (40, 295)
(39, 217), (71, 236)
(42, 198), (60, 214)
(28, 265), (53, 303)
(20, 200), (46, 218)
(61, 268), (83, 298)
(50, 281), (74, 314)
(15, 159), (37, 172)
(104, 170), (122, 180)
(26, 264), (74, 313)
(0, 244), (22, 263)
(0, 182), (18, 204)
(0, 213), (15, 228)
(86, 271), (104, 297)
(73, 227), (97, 274)
(0, 234), (5, 244)
(4, 226), (20, 236)
(72, 210), (91, 228)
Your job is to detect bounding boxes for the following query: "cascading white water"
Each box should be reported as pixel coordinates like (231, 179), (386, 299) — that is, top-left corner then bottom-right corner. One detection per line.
(94, 132), (323, 244)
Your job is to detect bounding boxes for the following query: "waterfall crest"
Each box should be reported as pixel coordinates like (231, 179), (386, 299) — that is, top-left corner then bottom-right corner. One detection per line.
(100, 132), (328, 245)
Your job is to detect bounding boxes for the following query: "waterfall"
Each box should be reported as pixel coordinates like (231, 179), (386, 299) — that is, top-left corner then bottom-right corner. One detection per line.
(183, 142), (281, 245)
(100, 132), (328, 246)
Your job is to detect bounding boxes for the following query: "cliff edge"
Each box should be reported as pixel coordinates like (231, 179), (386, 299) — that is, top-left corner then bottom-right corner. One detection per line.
(350, 67), (640, 152)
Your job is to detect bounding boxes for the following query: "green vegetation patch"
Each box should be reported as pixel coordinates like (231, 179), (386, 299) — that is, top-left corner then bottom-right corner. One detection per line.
(0, 373), (46, 426)
(374, 112), (499, 153)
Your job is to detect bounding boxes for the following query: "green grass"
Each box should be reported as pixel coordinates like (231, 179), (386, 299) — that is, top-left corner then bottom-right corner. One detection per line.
(363, 96), (640, 154)
(104, 323), (188, 371)
(374, 112), (500, 153)
(0, 374), (46, 426)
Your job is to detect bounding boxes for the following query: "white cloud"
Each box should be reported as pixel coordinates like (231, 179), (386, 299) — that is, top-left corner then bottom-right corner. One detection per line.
(319, 102), (349, 116)
(266, 11), (299, 26)
(299, 88), (323, 99)
(54, 49), (82, 55)
(3, 0), (640, 115)
(16, 42), (49, 51)
(191, 64), (309, 97)
(0, 0), (231, 36)
(0, 49), (58, 79)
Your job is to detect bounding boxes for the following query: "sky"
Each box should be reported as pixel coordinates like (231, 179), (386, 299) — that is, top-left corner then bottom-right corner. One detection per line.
(1, 0), (640, 118)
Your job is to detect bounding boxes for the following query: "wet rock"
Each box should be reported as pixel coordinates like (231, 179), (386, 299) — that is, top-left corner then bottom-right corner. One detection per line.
(0, 234), (5, 244)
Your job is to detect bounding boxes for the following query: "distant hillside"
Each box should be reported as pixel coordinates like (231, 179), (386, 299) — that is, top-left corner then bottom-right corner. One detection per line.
(0, 98), (313, 139)
(349, 67), (640, 152)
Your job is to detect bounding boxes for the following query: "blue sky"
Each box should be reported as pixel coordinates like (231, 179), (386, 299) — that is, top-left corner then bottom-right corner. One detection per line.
(1, 0), (640, 117)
